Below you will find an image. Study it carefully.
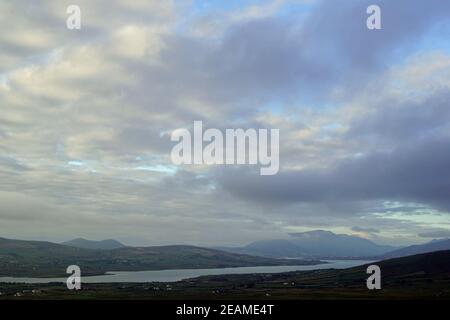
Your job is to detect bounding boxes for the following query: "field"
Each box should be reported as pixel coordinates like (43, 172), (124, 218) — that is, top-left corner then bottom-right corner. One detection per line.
(1, 250), (449, 300)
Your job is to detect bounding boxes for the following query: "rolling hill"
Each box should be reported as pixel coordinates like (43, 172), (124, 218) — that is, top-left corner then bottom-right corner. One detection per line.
(0, 237), (321, 277)
(62, 238), (125, 250)
(379, 238), (450, 259)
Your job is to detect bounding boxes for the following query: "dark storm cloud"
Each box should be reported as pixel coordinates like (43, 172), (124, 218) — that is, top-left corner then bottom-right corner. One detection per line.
(305, 0), (450, 67)
(348, 90), (450, 144)
(217, 134), (450, 211)
(216, 72), (450, 214)
(215, 0), (450, 102)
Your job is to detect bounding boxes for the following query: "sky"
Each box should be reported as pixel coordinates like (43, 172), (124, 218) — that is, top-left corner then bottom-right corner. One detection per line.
(1, 0), (450, 247)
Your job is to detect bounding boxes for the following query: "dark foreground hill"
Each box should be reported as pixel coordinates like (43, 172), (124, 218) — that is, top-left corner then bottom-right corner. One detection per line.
(0, 237), (320, 277)
(165, 249), (450, 299)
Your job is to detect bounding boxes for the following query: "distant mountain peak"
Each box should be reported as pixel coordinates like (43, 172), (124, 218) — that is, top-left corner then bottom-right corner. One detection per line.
(221, 230), (396, 259)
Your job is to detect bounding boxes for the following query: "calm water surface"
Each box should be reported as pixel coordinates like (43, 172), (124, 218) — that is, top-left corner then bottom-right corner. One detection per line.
(0, 260), (373, 283)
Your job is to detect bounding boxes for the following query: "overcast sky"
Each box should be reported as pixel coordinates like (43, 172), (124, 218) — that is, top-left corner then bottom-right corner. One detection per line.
(1, 0), (450, 246)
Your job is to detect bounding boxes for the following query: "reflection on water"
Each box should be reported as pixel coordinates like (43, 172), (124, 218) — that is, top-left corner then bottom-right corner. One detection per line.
(0, 260), (373, 283)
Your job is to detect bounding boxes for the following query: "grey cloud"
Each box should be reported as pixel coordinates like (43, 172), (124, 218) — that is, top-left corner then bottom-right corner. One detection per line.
(217, 134), (450, 211)
(0, 156), (29, 172)
(0, 0), (174, 72)
(304, 0), (450, 76)
(351, 226), (380, 234)
(122, 0), (450, 120)
(418, 229), (450, 238)
(348, 90), (450, 145)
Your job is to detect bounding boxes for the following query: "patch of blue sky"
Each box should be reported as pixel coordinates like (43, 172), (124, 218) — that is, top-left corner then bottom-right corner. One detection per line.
(275, 1), (317, 18)
(0, 73), (9, 88)
(186, 0), (316, 15)
(175, 0), (315, 33)
(388, 24), (450, 67)
(253, 97), (340, 126)
(416, 23), (450, 54)
(258, 99), (286, 115)
(188, 0), (266, 14)
(67, 160), (85, 167)
(372, 202), (447, 225)
(383, 210), (450, 227)
(65, 160), (98, 173)
(5, 48), (63, 76)
(134, 164), (178, 175)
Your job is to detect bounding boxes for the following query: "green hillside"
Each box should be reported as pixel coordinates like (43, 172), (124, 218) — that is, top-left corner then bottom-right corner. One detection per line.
(0, 237), (320, 277)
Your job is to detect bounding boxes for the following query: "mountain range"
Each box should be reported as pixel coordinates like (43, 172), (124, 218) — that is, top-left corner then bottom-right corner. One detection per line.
(2, 231), (450, 278)
(60, 232), (450, 260)
(218, 230), (397, 258)
(0, 237), (319, 277)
